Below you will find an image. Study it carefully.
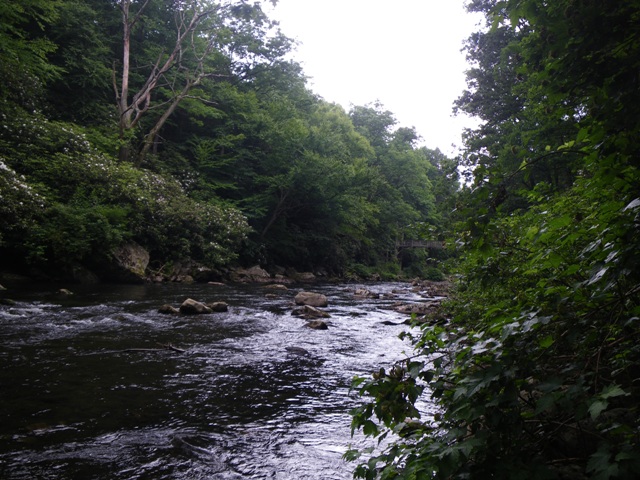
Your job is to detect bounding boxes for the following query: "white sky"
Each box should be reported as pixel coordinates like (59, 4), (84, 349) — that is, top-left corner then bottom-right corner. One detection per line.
(267, 0), (483, 156)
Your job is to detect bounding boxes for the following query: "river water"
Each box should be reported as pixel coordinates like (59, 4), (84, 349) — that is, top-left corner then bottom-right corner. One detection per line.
(0, 281), (432, 479)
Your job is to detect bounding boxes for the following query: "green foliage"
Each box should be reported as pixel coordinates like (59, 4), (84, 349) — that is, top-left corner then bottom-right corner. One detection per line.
(0, 158), (46, 246)
(0, 108), (249, 274)
(0, 0), (453, 280)
(0, 0), (62, 107)
(348, 1), (640, 478)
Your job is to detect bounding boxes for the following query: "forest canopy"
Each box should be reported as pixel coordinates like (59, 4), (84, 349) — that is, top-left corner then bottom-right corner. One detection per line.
(0, 0), (456, 282)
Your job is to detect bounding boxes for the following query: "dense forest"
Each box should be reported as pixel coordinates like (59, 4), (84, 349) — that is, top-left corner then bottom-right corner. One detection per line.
(347, 0), (640, 478)
(2, 0), (640, 478)
(0, 0), (456, 283)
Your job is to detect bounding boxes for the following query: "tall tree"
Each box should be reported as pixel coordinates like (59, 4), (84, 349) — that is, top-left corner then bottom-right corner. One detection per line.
(113, 0), (290, 163)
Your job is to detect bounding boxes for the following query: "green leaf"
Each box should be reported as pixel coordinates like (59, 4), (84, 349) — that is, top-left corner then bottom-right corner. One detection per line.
(600, 385), (627, 400)
(548, 215), (572, 229)
(539, 335), (555, 348)
(589, 400), (608, 420)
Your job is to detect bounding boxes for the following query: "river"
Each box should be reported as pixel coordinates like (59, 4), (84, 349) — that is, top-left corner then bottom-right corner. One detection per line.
(0, 281), (433, 479)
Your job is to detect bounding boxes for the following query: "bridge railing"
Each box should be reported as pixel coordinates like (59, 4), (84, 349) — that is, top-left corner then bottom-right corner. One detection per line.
(395, 240), (444, 249)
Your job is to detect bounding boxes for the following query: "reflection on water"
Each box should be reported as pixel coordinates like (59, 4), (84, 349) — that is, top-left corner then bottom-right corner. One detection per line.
(0, 281), (433, 479)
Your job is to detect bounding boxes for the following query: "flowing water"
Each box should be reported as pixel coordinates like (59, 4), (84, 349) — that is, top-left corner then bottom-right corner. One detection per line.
(0, 281), (433, 479)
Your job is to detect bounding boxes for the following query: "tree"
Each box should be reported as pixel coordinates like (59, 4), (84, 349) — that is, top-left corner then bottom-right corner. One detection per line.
(0, 0), (62, 109)
(113, 0), (290, 163)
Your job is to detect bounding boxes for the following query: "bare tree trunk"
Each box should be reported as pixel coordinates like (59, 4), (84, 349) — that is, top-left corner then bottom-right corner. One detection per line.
(260, 189), (290, 239)
(114, 0), (211, 164)
(139, 90), (189, 162)
(115, 0), (150, 162)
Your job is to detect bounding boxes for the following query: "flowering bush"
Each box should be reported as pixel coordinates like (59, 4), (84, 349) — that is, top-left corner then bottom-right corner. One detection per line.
(0, 158), (46, 246)
(0, 111), (250, 273)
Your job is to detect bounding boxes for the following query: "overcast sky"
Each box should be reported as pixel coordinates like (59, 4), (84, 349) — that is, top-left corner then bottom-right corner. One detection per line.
(267, 0), (483, 155)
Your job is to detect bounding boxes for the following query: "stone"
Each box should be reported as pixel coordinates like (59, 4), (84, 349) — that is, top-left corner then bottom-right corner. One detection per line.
(294, 291), (328, 307)
(293, 271), (316, 283)
(354, 288), (378, 299)
(70, 266), (100, 284)
(179, 298), (212, 315)
(263, 284), (288, 291)
(158, 304), (180, 314)
(229, 265), (272, 283)
(207, 301), (228, 312)
(285, 346), (311, 356)
(106, 242), (150, 283)
(393, 301), (440, 315)
(304, 320), (328, 330)
(292, 305), (330, 319)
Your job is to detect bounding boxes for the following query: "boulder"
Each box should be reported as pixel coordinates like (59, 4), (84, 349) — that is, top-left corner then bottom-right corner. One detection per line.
(173, 275), (194, 283)
(70, 266), (100, 284)
(294, 271), (316, 283)
(263, 283), (288, 291)
(207, 301), (228, 312)
(106, 242), (150, 283)
(294, 291), (328, 307)
(274, 274), (293, 284)
(158, 304), (180, 314)
(229, 265), (272, 283)
(304, 320), (328, 330)
(393, 301), (440, 315)
(0, 284), (5, 291)
(292, 305), (330, 319)
(179, 298), (212, 315)
(354, 288), (378, 299)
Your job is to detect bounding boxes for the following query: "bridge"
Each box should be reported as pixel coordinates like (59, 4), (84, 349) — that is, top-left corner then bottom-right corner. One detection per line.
(395, 239), (444, 250)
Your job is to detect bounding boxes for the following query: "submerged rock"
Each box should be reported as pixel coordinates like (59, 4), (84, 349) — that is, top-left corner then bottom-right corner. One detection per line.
(304, 320), (328, 330)
(263, 284), (288, 291)
(285, 346), (311, 356)
(292, 305), (330, 319)
(354, 288), (378, 299)
(158, 304), (180, 315)
(392, 301), (440, 315)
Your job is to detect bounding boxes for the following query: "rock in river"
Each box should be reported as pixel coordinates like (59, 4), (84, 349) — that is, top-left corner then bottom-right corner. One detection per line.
(292, 305), (330, 319)
(158, 304), (180, 315)
(294, 291), (328, 307)
(304, 320), (329, 330)
(207, 301), (228, 312)
(179, 298), (212, 315)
